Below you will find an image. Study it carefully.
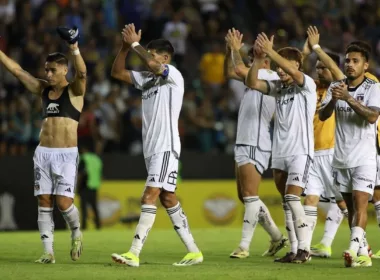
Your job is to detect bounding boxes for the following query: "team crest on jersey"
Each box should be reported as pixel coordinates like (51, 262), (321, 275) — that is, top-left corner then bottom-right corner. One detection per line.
(356, 93), (364, 102)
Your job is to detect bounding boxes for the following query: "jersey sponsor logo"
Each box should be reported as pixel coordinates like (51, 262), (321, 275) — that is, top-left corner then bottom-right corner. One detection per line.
(46, 103), (60, 114)
(277, 97), (294, 105)
(142, 89), (158, 100)
(336, 106), (353, 112)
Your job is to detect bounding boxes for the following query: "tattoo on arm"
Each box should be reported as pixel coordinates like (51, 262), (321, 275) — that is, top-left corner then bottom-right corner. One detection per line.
(347, 98), (379, 123)
(231, 49), (244, 68)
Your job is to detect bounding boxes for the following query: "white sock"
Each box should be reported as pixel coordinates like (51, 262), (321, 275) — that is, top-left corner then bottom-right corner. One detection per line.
(317, 200), (330, 215)
(258, 199), (282, 241)
(320, 202), (344, 247)
(358, 232), (369, 256)
(304, 205), (317, 249)
(374, 201), (380, 227)
(239, 196), (260, 250)
(37, 207), (54, 255)
(60, 204), (81, 239)
(283, 202), (298, 254)
(349, 226), (364, 253)
(167, 203), (199, 253)
(284, 194), (308, 251)
(129, 204), (157, 257)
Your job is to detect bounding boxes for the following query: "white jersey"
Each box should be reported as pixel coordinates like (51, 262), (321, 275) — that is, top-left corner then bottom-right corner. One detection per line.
(321, 78), (380, 168)
(267, 74), (317, 158)
(236, 69), (278, 151)
(131, 65), (184, 158)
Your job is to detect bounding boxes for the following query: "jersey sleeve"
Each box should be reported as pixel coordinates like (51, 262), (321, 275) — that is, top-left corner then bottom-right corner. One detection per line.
(299, 74), (317, 95)
(161, 64), (184, 89)
(367, 83), (380, 111)
(130, 71), (150, 90)
(267, 80), (280, 96)
(320, 84), (334, 109)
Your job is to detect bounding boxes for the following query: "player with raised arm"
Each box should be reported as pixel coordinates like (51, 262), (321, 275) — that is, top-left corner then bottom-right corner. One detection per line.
(304, 38), (378, 258)
(224, 29), (288, 259)
(300, 26), (349, 258)
(319, 40), (380, 268)
(0, 26), (86, 263)
(110, 24), (202, 267)
(246, 33), (317, 263)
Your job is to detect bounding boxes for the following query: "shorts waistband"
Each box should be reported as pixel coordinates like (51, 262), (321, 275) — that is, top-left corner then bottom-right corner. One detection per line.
(36, 146), (78, 153)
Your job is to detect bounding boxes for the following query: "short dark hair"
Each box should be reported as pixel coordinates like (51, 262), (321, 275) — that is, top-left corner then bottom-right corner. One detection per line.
(345, 41), (371, 61)
(321, 52), (340, 66)
(277, 47), (303, 69)
(46, 52), (68, 65)
(146, 39), (175, 56)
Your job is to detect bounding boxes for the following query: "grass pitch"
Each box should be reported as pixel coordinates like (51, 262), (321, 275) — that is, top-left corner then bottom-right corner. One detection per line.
(1, 225), (379, 280)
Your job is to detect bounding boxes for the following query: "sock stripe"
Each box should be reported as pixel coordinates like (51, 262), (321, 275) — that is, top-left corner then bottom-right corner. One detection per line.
(142, 209), (157, 214)
(283, 204), (290, 211)
(375, 205), (380, 210)
(243, 197), (259, 203)
(167, 204), (181, 215)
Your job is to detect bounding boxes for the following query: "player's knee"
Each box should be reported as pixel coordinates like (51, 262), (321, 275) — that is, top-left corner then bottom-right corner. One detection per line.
(37, 195), (54, 207)
(55, 195), (73, 211)
(304, 195), (319, 206)
(372, 188), (380, 202)
(159, 191), (178, 208)
(141, 187), (160, 205)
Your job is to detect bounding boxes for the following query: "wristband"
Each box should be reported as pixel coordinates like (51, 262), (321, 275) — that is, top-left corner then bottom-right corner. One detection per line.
(312, 44), (321, 50)
(131, 42), (140, 48)
(71, 49), (80, 56)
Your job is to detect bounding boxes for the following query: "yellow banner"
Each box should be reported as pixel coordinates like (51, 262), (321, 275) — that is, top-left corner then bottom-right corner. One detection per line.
(77, 180), (378, 229)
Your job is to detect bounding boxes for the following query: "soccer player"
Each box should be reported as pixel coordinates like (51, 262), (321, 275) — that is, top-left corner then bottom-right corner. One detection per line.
(246, 33), (317, 263)
(110, 24), (203, 267)
(224, 29), (288, 258)
(319, 41), (380, 267)
(301, 26), (349, 258)
(0, 26), (86, 263)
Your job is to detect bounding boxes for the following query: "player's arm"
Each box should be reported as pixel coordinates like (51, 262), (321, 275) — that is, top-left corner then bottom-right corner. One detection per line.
(0, 50), (46, 96)
(307, 26), (345, 81)
(256, 33), (304, 86)
(131, 44), (169, 76)
(224, 28), (248, 80)
(69, 42), (87, 96)
(111, 43), (134, 84)
(245, 40), (271, 93)
(319, 99), (336, 121)
(332, 83), (380, 123)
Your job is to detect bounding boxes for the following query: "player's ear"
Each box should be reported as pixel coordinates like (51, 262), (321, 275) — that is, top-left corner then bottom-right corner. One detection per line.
(364, 61), (369, 72)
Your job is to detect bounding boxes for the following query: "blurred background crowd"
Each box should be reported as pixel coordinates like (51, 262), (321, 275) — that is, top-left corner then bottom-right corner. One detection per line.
(0, 0), (379, 156)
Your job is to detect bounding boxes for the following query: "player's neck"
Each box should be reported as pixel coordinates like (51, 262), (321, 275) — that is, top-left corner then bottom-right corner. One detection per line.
(347, 75), (365, 88)
(51, 80), (69, 92)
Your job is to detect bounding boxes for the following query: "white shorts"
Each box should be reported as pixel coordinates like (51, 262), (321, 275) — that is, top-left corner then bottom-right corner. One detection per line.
(33, 146), (79, 198)
(305, 153), (341, 198)
(272, 155), (312, 189)
(145, 151), (179, 192)
(234, 145), (270, 175)
(334, 165), (376, 197)
(376, 155), (380, 186)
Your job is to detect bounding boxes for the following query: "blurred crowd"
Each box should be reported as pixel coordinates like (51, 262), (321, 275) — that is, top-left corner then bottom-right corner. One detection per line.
(0, 0), (379, 156)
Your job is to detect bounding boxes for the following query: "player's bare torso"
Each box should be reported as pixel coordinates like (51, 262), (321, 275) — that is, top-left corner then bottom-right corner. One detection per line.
(39, 85), (83, 148)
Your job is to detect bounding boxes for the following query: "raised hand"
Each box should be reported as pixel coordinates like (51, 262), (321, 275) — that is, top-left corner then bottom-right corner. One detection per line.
(225, 28), (244, 51)
(255, 33), (274, 55)
(121, 23), (142, 46)
(307, 26), (320, 48)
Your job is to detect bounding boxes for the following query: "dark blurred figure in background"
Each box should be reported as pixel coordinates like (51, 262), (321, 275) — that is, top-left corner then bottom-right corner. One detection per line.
(77, 144), (103, 230)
